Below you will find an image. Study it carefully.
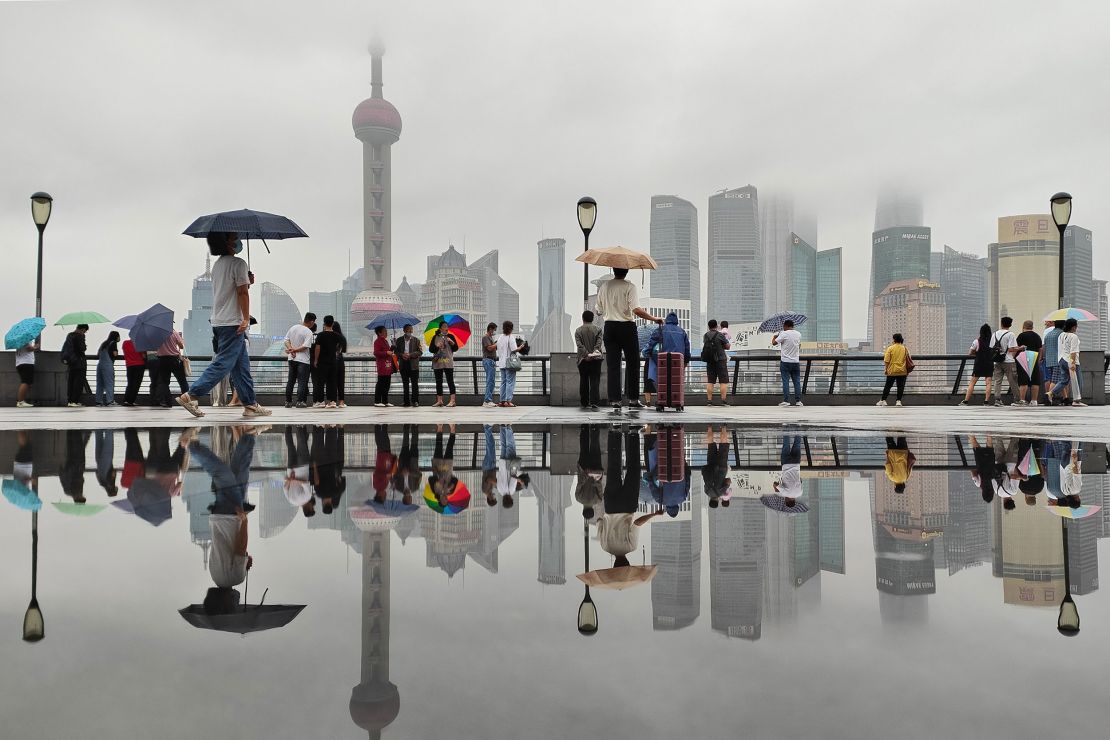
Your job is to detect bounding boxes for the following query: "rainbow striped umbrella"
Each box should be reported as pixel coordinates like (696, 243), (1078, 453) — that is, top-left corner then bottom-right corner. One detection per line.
(423, 479), (471, 515)
(424, 313), (471, 351)
(1017, 349), (1038, 377)
(1043, 307), (1098, 322)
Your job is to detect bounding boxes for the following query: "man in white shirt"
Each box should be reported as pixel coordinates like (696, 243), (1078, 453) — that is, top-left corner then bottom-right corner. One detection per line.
(596, 268), (662, 412)
(177, 232), (271, 418)
(773, 434), (805, 507)
(283, 312), (316, 408)
(771, 319), (803, 407)
(989, 316), (1021, 406)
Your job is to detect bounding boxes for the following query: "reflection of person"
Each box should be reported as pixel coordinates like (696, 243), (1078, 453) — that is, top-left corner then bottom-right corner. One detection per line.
(774, 435), (803, 508)
(702, 427), (731, 508)
(575, 425), (604, 517)
(312, 426), (346, 514)
(146, 428), (188, 499)
(884, 437), (915, 493)
(968, 435), (999, 503)
(1047, 440), (1082, 509)
(599, 428), (662, 565)
(284, 426), (314, 517)
(496, 425), (528, 507)
(482, 424), (498, 507)
(59, 429), (90, 504)
(393, 425), (421, 507)
(373, 425), (398, 503)
(94, 429), (118, 497)
(13, 431), (37, 492)
(121, 428), (145, 493)
(430, 424), (457, 506)
(188, 428), (257, 588)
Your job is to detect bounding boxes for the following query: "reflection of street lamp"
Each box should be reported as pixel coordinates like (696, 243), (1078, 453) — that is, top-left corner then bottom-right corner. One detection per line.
(577, 196), (597, 308)
(23, 511), (44, 642)
(30, 192), (53, 319)
(1050, 192), (1072, 311)
(577, 519), (598, 635)
(1057, 518), (1079, 636)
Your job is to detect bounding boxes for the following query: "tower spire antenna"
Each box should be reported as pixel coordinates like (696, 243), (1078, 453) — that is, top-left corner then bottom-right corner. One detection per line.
(369, 40), (385, 99)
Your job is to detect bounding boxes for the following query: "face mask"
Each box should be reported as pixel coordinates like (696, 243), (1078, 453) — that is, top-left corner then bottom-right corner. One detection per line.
(233, 239), (244, 255)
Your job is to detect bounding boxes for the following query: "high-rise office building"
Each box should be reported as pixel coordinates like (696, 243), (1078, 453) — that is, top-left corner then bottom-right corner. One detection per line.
(759, 193), (794, 316)
(996, 497), (1064, 606)
(815, 248), (843, 342)
(869, 227), (932, 310)
(471, 250), (521, 331)
(932, 246), (989, 353)
(1063, 226), (1098, 348)
(259, 282), (301, 344)
(182, 256), (214, 358)
(650, 196), (700, 328)
(871, 279), (947, 354)
(874, 191), (924, 232)
(531, 238), (573, 354)
(418, 245), (519, 335)
(708, 186), (763, 323)
(790, 233), (817, 341)
(1095, 279), (1109, 351)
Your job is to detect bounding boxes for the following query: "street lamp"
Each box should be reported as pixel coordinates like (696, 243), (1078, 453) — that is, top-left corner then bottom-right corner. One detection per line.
(23, 511), (44, 642)
(1050, 191), (1072, 311)
(1057, 517), (1079, 636)
(577, 196), (597, 308)
(30, 192), (53, 319)
(577, 518), (598, 635)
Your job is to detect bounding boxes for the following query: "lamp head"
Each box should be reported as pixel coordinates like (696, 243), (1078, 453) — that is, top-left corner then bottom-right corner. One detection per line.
(23, 600), (44, 642)
(30, 192), (53, 229)
(577, 589), (598, 635)
(1057, 594), (1080, 636)
(577, 196), (597, 235)
(1050, 192), (1072, 230)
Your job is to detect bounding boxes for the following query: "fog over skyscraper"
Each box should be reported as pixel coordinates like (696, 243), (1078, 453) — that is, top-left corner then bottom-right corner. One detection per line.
(649, 195), (700, 328)
(759, 193), (794, 316)
(874, 191), (924, 232)
(868, 192), (928, 340)
(708, 186), (762, 323)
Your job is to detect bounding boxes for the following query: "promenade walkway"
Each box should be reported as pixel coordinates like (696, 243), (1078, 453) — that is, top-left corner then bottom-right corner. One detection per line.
(1, 404), (1107, 441)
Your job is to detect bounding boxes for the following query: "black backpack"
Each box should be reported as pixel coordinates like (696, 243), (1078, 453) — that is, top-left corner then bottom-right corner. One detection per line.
(701, 331), (722, 364)
(991, 331), (1012, 364)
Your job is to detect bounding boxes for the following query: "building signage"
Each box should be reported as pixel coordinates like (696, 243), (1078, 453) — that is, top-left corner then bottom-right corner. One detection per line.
(998, 214), (1056, 243)
(724, 192), (752, 199)
(730, 322), (774, 350)
(655, 202), (673, 208)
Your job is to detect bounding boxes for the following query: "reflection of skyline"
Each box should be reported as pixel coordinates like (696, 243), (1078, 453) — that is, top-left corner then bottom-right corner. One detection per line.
(652, 491), (701, 630)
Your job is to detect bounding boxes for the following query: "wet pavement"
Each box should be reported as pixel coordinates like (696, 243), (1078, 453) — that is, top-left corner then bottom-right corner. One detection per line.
(1, 423), (1107, 739)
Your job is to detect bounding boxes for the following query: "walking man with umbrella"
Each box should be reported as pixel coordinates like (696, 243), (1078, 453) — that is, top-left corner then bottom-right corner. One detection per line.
(176, 232), (271, 418)
(596, 265), (662, 412)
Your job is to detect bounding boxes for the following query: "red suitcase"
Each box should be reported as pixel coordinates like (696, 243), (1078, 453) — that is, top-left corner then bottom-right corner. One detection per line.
(657, 426), (686, 482)
(655, 352), (686, 412)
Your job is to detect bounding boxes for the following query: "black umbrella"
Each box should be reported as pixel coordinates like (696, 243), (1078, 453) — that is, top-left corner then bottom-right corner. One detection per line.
(179, 603), (306, 635)
(183, 208), (308, 267)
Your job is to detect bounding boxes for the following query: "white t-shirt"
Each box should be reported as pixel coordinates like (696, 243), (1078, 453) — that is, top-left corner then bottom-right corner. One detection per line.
(596, 278), (638, 323)
(991, 330), (1016, 363)
(15, 345), (35, 366)
(208, 514), (248, 588)
(495, 334), (521, 370)
(210, 255), (251, 327)
(1058, 332), (1080, 365)
(284, 467), (312, 506)
(285, 324), (313, 364)
(776, 330), (802, 363)
(779, 464), (803, 499)
(597, 513), (638, 557)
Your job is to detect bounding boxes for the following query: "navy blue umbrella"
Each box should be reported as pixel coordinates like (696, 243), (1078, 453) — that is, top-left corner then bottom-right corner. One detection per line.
(757, 312), (809, 334)
(130, 303), (175, 353)
(366, 311), (420, 332)
(182, 209), (308, 241)
(113, 314), (138, 330)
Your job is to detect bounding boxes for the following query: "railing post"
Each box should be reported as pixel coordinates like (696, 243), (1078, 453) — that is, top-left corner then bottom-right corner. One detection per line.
(541, 358), (548, 397)
(802, 436), (813, 467)
(828, 359), (838, 395)
(802, 359), (812, 394)
(831, 437), (840, 467)
(472, 358), (479, 396)
(731, 357), (739, 395)
(950, 358), (967, 398)
(954, 435), (968, 468)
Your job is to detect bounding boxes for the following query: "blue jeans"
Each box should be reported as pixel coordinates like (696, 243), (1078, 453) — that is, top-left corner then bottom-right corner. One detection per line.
(190, 436), (255, 514)
(483, 425), (496, 471)
(95, 359), (115, 404)
(500, 368), (517, 402)
(483, 358), (497, 402)
(190, 326), (255, 406)
(780, 361), (801, 403)
(500, 426), (517, 459)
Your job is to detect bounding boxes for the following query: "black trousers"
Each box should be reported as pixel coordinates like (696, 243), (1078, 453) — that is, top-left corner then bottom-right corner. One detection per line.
(603, 321), (639, 403)
(604, 430), (641, 513)
(578, 360), (601, 406)
(375, 375), (392, 404)
(399, 364), (419, 404)
(312, 365), (324, 403)
(881, 375), (906, 401)
(434, 368), (456, 396)
(285, 362), (310, 403)
(124, 364), (146, 404)
(67, 362), (86, 404)
(152, 356), (188, 406)
(317, 364), (338, 402)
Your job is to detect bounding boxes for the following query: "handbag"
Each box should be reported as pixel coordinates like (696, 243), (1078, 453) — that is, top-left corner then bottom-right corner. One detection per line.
(905, 354), (915, 374)
(506, 352), (523, 371)
(182, 356), (192, 376)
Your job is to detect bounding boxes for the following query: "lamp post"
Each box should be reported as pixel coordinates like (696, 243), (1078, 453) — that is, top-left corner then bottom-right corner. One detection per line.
(23, 511), (44, 642)
(1057, 517), (1079, 636)
(1050, 192), (1072, 311)
(577, 518), (598, 635)
(30, 192), (53, 319)
(577, 196), (597, 309)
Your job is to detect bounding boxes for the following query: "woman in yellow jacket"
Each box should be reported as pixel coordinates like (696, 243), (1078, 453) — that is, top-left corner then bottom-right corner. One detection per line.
(877, 333), (910, 407)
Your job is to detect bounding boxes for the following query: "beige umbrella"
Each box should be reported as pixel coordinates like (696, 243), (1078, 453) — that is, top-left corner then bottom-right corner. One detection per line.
(575, 246), (658, 270)
(575, 564), (658, 591)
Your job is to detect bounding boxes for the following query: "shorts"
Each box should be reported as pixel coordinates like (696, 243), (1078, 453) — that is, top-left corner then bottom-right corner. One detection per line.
(1047, 363), (1061, 384)
(17, 364), (34, 385)
(643, 377), (657, 393)
(707, 363), (729, 384)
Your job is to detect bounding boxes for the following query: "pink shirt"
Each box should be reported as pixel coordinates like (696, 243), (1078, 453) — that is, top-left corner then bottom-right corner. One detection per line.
(156, 330), (184, 357)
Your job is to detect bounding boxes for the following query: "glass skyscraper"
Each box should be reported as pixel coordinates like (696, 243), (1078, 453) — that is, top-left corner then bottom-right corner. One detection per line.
(932, 246), (988, 353)
(790, 233), (817, 341)
(708, 186), (763, 323)
(649, 195), (700, 329)
(816, 248), (843, 342)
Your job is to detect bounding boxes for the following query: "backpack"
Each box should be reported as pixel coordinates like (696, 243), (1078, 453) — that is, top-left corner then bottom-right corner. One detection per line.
(991, 330), (1012, 364)
(60, 334), (77, 365)
(701, 331), (723, 364)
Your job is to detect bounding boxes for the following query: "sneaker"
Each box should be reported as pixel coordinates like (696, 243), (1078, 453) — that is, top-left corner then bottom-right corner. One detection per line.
(313, 402), (325, 408)
(958, 400), (968, 406)
(403, 402), (411, 407)
(719, 399), (731, 406)
(1013, 400), (1027, 407)
(325, 402), (338, 409)
(994, 400), (1005, 407)
(628, 400), (645, 409)
(895, 401), (903, 407)
(338, 402), (347, 408)
(1073, 401), (1087, 407)
(778, 401), (791, 407)
(589, 404), (599, 411)
(412, 401), (420, 408)
(795, 401), (804, 407)
(386, 403), (395, 407)
(242, 404), (273, 418)
(176, 395), (205, 417)
(611, 403), (623, 413)
(285, 401), (293, 408)
(295, 401), (308, 408)
(67, 402), (82, 408)
(876, 400), (887, 407)
(483, 401), (496, 408)
(1029, 400), (1039, 407)
(16, 401), (33, 408)
(374, 403), (386, 408)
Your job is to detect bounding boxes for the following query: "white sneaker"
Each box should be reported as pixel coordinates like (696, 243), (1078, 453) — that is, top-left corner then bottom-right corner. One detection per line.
(483, 401), (496, 408)
(895, 400), (903, 407)
(1029, 400), (1038, 407)
(325, 402), (337, 409)
(778, 401), (791, 407)
(795, 401), (804, 407)
(16, 401), (33, 408)
(374, 402), (386, 407)
(876, 400), (887, 407)
(66, 402), (82, 408)
(386, 403), (395, 407)
(313, 402), (325, 408)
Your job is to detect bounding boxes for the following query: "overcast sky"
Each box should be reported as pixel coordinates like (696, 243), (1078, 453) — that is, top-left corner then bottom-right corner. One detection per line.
(2, 0), (1109, 347)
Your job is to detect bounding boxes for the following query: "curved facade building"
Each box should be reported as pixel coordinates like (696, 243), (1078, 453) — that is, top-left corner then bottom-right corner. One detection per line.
(259, 282), (302, 342)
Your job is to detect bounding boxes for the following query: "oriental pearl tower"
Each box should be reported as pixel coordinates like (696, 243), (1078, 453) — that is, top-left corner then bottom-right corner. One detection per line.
(350, 42), (404, 336)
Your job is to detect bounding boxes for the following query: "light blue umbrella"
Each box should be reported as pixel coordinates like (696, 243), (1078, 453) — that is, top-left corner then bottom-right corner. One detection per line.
(2, 479), (42, 512)
(129, 303), (175, 352)
(366, 311), (420, 332)
(5, 317), (46, 350)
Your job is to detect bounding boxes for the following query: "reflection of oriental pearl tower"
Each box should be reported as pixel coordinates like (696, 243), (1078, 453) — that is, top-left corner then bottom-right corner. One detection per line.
(350, 42), (404, 335)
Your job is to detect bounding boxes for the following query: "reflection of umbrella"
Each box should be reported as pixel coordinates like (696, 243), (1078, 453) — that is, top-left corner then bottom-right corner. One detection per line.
(1017, 349), (1038, 377)
(51, 502), (107, 517)
(575, 246), (658, 270)
(1018, 448), (1041, 478)
(758, 312), (809, 334)
(179, 604), (306, 635)
(424, 314), (471, 351)
(1046, 504), (1102, 519)
(350, 498), (420, 531)
(760, 494), (810, 514)
(423, 479), (471, 515)
(129, 303), (175, 352)
(117, 479), (172, 526)
(182, 209), (308, 240)
(5, 317), (46, 350)
(576, 565), (658, 590)
(2, 479), (41, 511)
(367, 311), (420, 332)
(1043, 307), (1097, 322)
(113, 314), (139, 330)
(54, 311), (110, 326)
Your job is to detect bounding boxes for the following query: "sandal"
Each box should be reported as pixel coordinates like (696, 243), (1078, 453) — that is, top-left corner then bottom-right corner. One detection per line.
(432, 400), (444, 407)
(447, 401), (457, 407)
